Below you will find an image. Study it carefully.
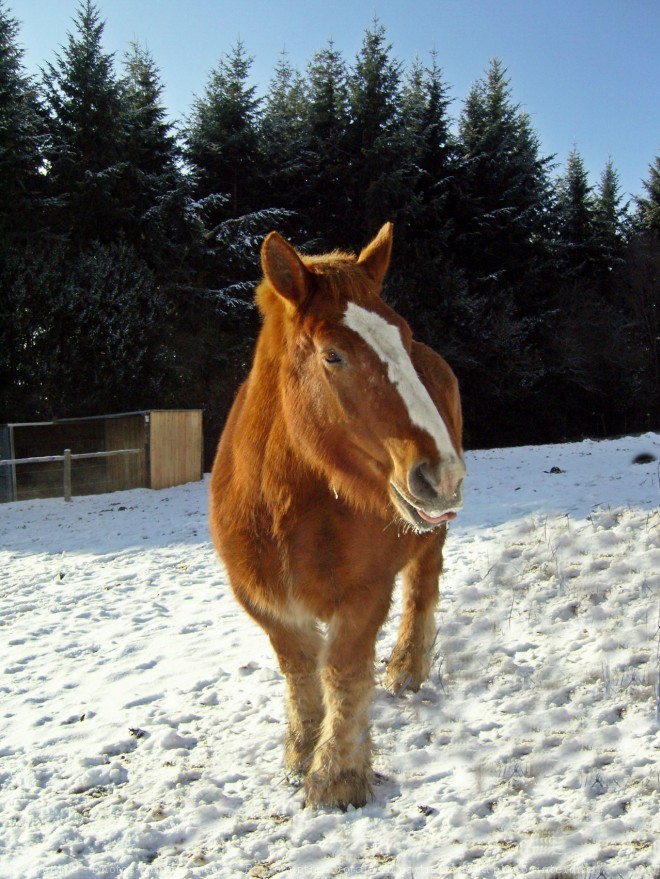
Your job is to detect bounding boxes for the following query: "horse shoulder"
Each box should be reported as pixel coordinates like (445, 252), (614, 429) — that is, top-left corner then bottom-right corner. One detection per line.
(211, 370), (305, 541)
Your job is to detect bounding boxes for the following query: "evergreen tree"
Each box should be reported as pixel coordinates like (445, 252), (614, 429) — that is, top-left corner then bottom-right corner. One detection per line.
(4, 2), (651, 445)
(1, 240), (168, 420)
(543, 153), (639, 441)
(120, 41), (199, 276)
(184, 41), (261, 219)
(636, 153), (660, 238)
(389, 53), (464, 349)
(456, 59), (553, 299)
(348, 21), (404, 240)
(121, 42), (179, 207)
(41, 0), (128, 245)
(350, 21), (401, 156)
(0, 0), (44, 249)
(449, 60), (554, 441)
(396, 53), (456, 257)
(593, 157), (627, 270)
(617, 233), (660, 424)
(259, 51), (308, 234)
(621, 152), (660, 427)
(181, 40), (294, 313)
(396, 56), (434, 244)
(302, 40), (352, 247)
(555, 146), (597, 275)
(400, 53), (454, 180)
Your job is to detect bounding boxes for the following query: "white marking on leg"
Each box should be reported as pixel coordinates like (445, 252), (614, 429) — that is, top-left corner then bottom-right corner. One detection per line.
(342, 302), (459, 462)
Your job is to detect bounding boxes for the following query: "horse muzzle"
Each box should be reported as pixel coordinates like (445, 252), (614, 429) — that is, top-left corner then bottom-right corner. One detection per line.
(390, 457), (465, 532)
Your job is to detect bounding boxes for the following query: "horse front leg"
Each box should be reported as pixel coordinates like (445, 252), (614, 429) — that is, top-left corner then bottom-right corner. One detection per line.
(386, 530), (445, 693)
(261, 618), (325, 775)
(305, 593), (390, 809)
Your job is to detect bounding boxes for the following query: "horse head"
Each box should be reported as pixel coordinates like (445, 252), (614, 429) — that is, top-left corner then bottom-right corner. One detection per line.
(256, 222), (465, 532)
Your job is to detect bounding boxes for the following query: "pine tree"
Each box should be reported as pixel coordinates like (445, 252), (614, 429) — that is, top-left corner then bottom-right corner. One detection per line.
(449, 59), (553, 440)
(456, 59), (553, 298)
(302, 40), (352, 247)
(350, 21), (401, 153)
(555, 147), (624, 282)
(636, 154), (660, 238)
(397, 53), (456, 256)
(545, 152), (637, 440)
(593, 157), (627, 270)
(121, 42), (179, 198)
(259, 50), (308, 234)
(0, 0), (44, 249)
(348, 21), (404, 240)
(401, 53), (454, 189)
(389, 53), (463, 345)
(555, 146), (596, 273)
(41, 0), (128, 245)
(184, 41), (261, 219)
(397, 57), (432, 242)
(120, 41), (199, 276)
(2, 240), (168, 419)
(621, 152), (660, 424)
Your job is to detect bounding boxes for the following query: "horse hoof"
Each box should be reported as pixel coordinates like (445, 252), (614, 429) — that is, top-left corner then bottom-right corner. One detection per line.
(304, 768), (373, 810)
(385, 656), (426, 694)
(285, 742), (314, 776)
(284, 720), (322, 775)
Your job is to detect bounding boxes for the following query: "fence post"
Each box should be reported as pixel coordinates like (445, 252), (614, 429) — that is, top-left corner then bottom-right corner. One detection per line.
(63, 449), (72, 502)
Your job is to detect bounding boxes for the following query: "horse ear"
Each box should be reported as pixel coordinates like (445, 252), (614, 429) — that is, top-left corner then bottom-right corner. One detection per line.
(357, 222), (393, 288)
(261, 231), (310, 308)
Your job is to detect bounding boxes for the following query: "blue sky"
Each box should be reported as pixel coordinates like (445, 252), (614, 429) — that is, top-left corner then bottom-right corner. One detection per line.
(12, 0), (660, 200)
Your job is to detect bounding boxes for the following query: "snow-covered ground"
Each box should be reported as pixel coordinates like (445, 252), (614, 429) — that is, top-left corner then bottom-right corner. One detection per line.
(1, 433), (659, 878)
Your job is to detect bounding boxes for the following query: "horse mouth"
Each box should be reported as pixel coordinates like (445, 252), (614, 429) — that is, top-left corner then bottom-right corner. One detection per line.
(389, 483), (459, 532)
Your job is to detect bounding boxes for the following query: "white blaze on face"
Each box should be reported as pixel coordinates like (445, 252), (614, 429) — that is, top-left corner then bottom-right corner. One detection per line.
(342, 301), (459, 463)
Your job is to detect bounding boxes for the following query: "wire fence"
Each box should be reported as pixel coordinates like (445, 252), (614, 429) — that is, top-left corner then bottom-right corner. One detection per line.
(0, 448), (144, 502)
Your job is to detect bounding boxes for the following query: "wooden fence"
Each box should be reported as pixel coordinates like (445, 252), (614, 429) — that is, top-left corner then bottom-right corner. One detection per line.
(0, 448), (143, 502)
(0, 410), (202, 503)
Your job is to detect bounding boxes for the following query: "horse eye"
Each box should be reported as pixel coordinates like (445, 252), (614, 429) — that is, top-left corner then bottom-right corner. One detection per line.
(323, 350), (343, 365)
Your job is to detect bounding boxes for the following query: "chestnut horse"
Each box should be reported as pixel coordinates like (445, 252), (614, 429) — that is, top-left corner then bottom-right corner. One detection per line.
(210, 223), (465, 809)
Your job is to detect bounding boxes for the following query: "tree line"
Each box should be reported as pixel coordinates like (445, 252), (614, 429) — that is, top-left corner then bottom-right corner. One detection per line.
(1, 0), (658, 459)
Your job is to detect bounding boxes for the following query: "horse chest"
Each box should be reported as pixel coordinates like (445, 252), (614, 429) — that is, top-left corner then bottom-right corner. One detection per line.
(276, 506), (418, 619)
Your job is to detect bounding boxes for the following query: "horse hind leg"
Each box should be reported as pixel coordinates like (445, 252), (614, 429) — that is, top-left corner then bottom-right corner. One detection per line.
(386, 532), (445, 694)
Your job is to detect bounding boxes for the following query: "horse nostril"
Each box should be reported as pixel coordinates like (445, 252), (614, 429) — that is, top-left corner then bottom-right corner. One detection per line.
(408, 460), (465, 505)
(408, 461), (439, 502)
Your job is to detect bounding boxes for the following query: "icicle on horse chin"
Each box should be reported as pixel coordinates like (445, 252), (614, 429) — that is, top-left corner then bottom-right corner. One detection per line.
(209, 222), (465, 809)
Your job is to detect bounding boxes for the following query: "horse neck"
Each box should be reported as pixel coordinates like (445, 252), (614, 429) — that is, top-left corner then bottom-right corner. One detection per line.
(238, 312), (318, 507)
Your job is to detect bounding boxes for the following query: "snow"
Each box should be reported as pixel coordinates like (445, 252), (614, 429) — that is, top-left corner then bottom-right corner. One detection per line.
(1, 432), (659, 878)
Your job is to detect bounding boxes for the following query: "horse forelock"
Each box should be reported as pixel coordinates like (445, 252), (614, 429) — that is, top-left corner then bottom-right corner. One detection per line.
(257, 249), (379, 320)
